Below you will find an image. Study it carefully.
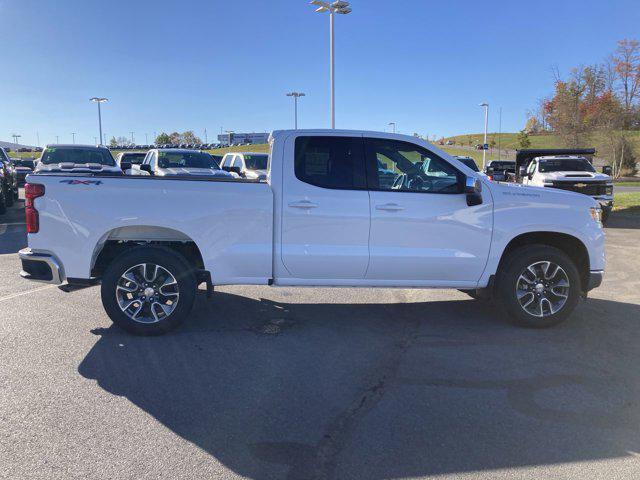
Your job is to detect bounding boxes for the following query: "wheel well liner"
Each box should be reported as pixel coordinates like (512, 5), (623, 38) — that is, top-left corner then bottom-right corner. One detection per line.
(91, 228), (205, 278)
(498, 232), (590, 290)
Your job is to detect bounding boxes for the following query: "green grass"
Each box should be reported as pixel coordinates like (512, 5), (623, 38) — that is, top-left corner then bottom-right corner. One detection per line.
(444, 131), (640, 153)
(615, 181), (640, 186)
(614, 191), (640, 214)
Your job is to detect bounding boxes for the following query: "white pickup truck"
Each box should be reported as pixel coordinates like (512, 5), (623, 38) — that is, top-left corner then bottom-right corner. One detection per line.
(19, 130), (605, 335)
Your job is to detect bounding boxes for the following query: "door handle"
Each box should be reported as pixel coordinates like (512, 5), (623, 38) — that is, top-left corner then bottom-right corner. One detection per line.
(288, 200), (319, 209)
(375, 203), (404, 211)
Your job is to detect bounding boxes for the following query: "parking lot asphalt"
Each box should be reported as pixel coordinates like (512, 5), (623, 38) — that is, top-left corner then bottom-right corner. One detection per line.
(2, 195), (640, 480)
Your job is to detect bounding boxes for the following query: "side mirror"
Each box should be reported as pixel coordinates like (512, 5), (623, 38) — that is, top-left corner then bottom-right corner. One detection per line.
(120, 161), (132, 172)
(602, 165), (612, 175)
(464, 176), (483, 206)
(518, 166), (527, 178)
(140, 164), (153, 174)
(485, 167), (494, 175)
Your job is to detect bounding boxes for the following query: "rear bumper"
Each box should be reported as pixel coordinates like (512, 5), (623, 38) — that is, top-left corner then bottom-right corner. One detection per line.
(18, 248), (65, 284)
(586, 270), (604, 291)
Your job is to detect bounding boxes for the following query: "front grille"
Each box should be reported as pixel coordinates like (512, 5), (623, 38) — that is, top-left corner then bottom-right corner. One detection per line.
(551, 181), (608, 196)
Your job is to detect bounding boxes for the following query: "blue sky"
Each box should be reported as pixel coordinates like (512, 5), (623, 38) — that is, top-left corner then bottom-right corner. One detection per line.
(1, 0), (639, 146)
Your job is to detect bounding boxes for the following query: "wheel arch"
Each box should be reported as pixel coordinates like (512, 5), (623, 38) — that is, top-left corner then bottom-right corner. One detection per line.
(497, 231), (590, 291)
(90, 225), (205, 278)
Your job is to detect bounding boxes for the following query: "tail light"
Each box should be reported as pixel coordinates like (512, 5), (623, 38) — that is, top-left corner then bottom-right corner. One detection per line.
(487, 175), (493, 181)
(25, 183), (45, 233)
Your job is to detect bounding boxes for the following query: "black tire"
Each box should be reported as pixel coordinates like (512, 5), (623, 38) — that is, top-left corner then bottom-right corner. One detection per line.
(5, 188), (14, 207)
(101, 246), (197, 335)
(0, 189), (6, 215)
(496, 244), (581, 328)
(601, 208), (610, 225)
(13, 188), (19, 201)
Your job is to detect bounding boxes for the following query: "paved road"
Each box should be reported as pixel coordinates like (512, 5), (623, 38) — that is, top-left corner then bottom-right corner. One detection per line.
(2, 198), (640, 479)
(616, 185), (640, 193)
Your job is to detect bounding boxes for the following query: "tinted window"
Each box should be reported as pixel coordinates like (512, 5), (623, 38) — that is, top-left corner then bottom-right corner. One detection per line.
(41, 147), (115, 166)
(120, 153), (147, 165)
(244, 154), (268, 170)
(457, 157), (479, 172)
(539, 158), (595, 173)
(158, 151), (215, 169)
(294, 136), (366, 189)
(366, 139), (462, 193)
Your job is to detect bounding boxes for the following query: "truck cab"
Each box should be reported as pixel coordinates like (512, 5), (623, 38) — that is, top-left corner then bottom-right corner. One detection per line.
(521, 154), (614, 219)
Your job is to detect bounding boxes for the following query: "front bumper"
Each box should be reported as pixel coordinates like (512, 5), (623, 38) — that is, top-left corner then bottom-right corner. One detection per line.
(18, 248), (64, 284)
(586, 270), (604, 291)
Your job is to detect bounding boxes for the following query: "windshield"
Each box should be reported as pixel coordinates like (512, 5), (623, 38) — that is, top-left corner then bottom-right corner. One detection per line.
(41, 147), (115, 166)
(158, 151), (217, 169)
(457, 158), (479, 172)
(14, 159), (35, 168)
(539, 158), (595, 173)
(120, 153), (146, 165)
(244, 154), (268, 170)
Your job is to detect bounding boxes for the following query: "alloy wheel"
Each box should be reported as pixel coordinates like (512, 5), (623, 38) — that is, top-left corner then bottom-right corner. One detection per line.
(515, 261), (570, 318)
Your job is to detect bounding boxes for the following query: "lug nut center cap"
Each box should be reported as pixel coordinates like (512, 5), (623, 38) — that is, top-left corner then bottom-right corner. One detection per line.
(143, 287), (155, 298)
(535, 283), (545, 294)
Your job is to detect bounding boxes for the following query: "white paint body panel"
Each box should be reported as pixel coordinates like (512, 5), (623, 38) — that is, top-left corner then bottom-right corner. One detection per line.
(26, 129), (605, 290)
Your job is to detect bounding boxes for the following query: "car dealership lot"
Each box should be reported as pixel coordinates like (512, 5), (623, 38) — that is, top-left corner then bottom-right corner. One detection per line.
(1, 197), (640, 479)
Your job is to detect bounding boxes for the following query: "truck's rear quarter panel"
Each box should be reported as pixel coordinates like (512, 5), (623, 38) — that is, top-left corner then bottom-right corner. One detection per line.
(27, 175), (274, 285)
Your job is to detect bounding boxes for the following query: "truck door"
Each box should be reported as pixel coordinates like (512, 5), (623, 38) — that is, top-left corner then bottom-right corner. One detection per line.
(280, 135), (370, 279)
(364, 136), (493, 285)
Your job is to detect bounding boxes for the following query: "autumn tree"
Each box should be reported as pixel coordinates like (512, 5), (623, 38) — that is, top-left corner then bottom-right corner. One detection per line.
(612, 39), (640, 113)
(517, 130), (531, 149)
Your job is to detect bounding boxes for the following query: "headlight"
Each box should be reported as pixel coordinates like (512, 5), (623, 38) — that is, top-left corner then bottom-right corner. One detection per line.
(589, 206), (603, 227)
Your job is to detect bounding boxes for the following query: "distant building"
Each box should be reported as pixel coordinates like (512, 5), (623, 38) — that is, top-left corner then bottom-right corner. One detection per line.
(217, 132), (269, 146)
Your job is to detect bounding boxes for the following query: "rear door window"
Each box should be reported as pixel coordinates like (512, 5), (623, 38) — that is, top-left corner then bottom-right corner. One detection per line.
(294, 136), (366, 189)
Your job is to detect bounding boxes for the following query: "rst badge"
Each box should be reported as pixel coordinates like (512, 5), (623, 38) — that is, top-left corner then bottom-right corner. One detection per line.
(59, 179), (103, 185)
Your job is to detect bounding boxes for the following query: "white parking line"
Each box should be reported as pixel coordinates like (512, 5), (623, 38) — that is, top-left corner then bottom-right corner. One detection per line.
(0, 285), (57, 302)
(0, 223), (26, 226)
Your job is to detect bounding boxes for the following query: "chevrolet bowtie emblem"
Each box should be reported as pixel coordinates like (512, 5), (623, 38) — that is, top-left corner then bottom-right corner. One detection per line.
(574, 183), (588, 188)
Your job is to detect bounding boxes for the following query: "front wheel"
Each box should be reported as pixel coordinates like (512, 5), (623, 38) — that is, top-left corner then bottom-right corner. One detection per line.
(101, 246), (197, 335)
(497, 245), (581, 328)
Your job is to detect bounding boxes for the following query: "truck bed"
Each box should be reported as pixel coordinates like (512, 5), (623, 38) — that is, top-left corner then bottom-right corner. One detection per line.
(26, 173), (274, 285)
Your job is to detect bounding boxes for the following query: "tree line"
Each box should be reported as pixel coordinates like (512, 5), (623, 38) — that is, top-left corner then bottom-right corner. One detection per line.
(526, 39), (639, 177)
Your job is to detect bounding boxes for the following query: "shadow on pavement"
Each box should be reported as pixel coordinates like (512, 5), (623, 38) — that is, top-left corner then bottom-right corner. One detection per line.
(78, 291), (640, 479)
(606, 212), (640, 229)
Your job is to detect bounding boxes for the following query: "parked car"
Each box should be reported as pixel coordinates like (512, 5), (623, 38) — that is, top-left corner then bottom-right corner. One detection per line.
(12, 158), (37, 186)
(130, 149), (235, 178)
(116, 152), (148, 174)
(0, 147), (19, 207)
(220, 152), (269, 179)
(485, 160), (515, 181)
(517, 149), (613, 222)
(453, 156), (480, 172)
(19, 129), (605, 335)
(33, 145), (122, 175)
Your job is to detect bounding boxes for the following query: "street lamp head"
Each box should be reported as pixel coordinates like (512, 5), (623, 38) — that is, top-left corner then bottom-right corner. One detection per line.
(90, 97), (108, 103)
(335, 6), (352, 14)
(479, 102), (489, 107)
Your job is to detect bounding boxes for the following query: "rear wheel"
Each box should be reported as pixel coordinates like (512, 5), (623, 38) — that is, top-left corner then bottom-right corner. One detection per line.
(5, 187), (14, 207)
(497, 245), (581, 328)
(0, 189), (6, 215)
(101, 246), (197, 335)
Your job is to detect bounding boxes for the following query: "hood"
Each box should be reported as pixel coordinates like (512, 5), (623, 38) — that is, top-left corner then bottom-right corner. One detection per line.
(244, 169), (268, 179)
(157, 167), (233, 177)
(540, 171), (611, 182)
(34, 162), (122, 174)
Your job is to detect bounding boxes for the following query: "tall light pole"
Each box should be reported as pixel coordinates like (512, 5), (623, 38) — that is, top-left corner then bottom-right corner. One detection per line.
(479, 102), (489, 169)
(130, 132), (135, 145)
(204, 128), (208, 144)
(498, 107), (502, 160)
(145, 133), (149, 144)
(286, 92), (306, 129)
(89, 97), (108, 145)
(310, 1), (351, 129)
(388, 122), (396, 133)
(71, 132), (76, 144)
(56, 135), (59, 144)
(12, 134), (21, 147)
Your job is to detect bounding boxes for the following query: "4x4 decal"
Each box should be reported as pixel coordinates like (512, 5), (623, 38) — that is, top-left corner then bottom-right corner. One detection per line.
(59, 179), (103, 185)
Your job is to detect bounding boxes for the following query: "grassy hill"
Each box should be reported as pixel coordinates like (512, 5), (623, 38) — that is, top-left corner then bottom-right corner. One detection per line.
(443, 131), (640, 152)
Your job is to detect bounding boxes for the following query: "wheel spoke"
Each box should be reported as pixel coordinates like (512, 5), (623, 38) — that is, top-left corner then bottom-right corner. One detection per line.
(515, 260), (570, 319)
(115, 263), (179, 324)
